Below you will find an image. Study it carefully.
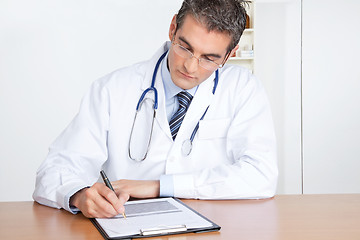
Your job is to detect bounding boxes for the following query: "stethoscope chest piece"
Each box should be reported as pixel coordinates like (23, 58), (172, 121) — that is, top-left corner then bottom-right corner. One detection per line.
(182, 139), (193, 156)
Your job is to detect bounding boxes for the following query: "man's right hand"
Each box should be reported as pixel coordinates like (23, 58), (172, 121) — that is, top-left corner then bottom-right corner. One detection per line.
(70, 182), (129, 218)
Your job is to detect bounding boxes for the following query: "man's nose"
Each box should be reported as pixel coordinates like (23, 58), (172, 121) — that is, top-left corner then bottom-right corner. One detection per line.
(184, 56), (199, 74)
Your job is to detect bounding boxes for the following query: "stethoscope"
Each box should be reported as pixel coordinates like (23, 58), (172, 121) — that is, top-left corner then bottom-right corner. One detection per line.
(128, 50), (219, 161)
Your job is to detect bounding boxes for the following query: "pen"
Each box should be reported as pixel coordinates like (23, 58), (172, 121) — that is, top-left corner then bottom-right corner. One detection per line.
(100, 170), (127, 219)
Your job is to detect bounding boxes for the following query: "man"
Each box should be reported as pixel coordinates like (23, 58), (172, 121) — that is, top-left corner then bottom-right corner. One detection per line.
(33, 0), (278, 218)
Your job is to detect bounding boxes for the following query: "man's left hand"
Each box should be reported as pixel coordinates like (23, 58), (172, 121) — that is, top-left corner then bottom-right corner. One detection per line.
(111, 180), (160, 199)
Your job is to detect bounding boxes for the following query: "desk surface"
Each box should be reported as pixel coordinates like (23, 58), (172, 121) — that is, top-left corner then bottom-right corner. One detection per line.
(1, 194), (360, 240)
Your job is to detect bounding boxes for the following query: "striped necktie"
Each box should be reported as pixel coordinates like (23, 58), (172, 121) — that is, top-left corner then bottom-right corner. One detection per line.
(169, 91), (193, 140)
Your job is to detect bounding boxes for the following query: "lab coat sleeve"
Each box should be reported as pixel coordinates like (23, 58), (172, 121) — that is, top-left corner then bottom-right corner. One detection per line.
(33, 79), (110, 212)
(172, 73), (278, 199)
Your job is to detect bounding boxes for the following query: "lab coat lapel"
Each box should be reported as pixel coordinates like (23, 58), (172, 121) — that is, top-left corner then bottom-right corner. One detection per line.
(141, 42), (171, 92)
(141, 43), (173, 141)
(154, 71), (173, 140)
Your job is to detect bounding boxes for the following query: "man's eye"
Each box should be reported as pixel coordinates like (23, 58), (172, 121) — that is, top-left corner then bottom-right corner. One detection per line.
(184, 47), (192, 53)
(204, 57), (215, 62)
(179, 44), (189, 50)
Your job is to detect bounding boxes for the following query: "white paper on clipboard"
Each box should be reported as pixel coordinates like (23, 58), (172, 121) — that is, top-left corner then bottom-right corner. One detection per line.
(94, 198), (214, 239)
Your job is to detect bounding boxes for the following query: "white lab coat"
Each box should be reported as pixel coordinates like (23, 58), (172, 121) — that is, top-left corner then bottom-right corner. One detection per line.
(33, 42), (278, 212)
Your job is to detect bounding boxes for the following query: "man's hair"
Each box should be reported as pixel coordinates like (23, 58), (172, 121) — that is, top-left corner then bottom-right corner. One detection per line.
(176, 0), (248, 52)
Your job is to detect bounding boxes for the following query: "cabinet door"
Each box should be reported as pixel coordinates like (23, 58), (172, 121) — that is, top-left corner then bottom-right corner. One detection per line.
(303, 0), (360, 193)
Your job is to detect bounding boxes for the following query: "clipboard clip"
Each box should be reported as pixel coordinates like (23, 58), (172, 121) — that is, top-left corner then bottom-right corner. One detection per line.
(140, 225), (187, 236)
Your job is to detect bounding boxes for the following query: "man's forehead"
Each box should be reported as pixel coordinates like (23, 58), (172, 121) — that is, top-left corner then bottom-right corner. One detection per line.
(175, 15), (232, 55)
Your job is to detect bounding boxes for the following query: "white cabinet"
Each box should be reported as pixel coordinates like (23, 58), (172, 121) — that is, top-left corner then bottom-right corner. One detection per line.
(246, 0), (360, 195)
(302, 0), (360, 194)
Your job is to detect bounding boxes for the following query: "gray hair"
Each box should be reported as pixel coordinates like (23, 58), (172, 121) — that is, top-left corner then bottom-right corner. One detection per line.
(175, 0), (248, 52)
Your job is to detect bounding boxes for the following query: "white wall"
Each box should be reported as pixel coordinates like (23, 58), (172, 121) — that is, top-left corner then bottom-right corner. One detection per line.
(1, 0), (360, 201)
(0, 0), (183, 201)
(255, 0), (302, 194)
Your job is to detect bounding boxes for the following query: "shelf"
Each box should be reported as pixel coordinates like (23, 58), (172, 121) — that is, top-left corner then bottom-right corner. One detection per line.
(244, 28), (254, 33)
(228, 57), (254, 60)
(229, 1), (255, 72)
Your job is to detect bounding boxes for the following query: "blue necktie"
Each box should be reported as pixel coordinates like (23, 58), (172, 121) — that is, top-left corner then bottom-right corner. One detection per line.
(169, 91), (193, 140)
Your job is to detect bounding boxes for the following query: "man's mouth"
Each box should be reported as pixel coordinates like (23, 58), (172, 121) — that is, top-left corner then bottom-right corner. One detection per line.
(179, 71), (195, 80)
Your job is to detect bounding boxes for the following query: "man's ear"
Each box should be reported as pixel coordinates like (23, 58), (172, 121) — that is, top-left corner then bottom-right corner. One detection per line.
(229, 45), (239, 58)
(169, 14), (177, 41)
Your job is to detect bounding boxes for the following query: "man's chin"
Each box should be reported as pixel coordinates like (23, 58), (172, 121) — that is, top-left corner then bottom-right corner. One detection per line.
(176, 81), (196, 90)
(171, 77), (193, 90)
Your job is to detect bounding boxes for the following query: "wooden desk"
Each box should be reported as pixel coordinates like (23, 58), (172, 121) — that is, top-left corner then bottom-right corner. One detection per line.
(0, 195), (360, 240)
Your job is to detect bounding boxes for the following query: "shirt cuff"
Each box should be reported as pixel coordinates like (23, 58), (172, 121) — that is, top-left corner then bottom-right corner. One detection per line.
(159, 175), (174, 197)
(57, 182), (88, 214)
(67, 186), (90, 214)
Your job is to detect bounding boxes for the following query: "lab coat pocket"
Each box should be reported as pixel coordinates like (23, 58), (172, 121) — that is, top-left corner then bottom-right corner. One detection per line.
(198, 118), (231, 139)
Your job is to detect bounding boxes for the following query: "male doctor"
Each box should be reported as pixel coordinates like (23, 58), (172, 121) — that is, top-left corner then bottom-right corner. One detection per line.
(33, 0), (278, 218)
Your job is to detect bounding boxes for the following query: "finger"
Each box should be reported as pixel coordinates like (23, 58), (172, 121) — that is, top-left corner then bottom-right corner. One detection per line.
(86, 184), (118, 217)
(96, 183), (124, 215)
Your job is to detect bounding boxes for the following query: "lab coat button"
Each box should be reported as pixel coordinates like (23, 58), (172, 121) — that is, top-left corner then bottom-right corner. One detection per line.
(169, 157), (175, 162)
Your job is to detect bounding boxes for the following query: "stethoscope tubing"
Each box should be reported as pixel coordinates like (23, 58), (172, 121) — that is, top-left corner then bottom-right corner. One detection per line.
(136, 51), (167, 111)
(134, 49), (219, 157)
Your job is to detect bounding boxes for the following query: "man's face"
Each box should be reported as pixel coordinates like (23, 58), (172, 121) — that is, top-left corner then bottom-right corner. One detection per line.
(168, 14), (234, 90)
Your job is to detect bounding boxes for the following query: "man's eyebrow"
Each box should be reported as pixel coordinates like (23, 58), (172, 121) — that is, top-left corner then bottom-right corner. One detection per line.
(178, 36), (222, 59)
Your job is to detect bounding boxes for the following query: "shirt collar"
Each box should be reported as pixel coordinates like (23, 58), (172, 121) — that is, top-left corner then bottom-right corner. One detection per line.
(161, 51), (197, 100)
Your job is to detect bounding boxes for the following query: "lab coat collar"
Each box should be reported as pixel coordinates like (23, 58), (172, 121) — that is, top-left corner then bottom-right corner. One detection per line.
(141, 41), (171, 91)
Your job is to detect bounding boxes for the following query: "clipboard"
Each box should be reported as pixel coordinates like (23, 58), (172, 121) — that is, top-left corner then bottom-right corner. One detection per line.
(90, 198), (221, 240)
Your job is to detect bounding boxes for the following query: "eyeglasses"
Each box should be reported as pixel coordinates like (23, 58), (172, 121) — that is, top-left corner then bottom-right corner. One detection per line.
(172, 42), (228, 71)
